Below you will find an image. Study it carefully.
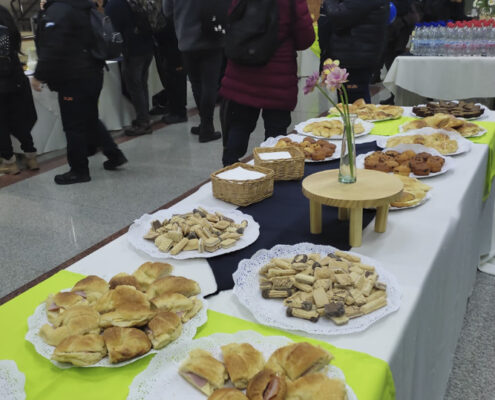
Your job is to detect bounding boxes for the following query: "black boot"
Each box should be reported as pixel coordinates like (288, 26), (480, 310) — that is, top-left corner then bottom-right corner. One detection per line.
(190, 125), (200, 135)
(103, 150), (128, 170)
(199, 126), (221, 143)
(54, 170), (91, 185)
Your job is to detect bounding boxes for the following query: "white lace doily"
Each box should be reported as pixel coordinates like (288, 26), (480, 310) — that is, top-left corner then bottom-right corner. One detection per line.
(0, 360), (25, 400)
(127, 330), (357, 400)
(294, 117), (374, 140)
(25, 296), (208, 368)
(259, 134), (342, 163)
(127, 205), (260, 260)
(356, 143), (455, 179)
(233, 243), (402, 336)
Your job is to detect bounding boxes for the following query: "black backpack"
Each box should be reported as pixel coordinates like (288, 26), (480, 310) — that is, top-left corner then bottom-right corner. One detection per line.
(88, 7), (123, 60)
(224, 0), (279, 66)
(0, 25), (12, 77)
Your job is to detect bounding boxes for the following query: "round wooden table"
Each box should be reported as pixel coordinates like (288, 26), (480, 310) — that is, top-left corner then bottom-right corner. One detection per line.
(302, 169), (404, 247)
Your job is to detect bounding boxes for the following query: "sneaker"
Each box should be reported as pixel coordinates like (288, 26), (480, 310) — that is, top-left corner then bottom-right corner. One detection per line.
(124, 123), (152, 137)
(161, 113), (187, 125)
(0, 161), (20, 175)
(149, 104), (168, 116)
(103, 151), (128, 171)
(190, 125), (200, 135)
(199, 131), (221, 143)
(54, 171), (91, 185)
(24, 154), (39, 170)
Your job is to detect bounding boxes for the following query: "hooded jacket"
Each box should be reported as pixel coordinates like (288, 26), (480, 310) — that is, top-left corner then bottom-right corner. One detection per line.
(34, 0), (102, 85)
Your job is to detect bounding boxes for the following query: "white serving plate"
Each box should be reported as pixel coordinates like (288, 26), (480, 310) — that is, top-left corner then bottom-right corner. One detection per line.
(294, 117), (374, 140)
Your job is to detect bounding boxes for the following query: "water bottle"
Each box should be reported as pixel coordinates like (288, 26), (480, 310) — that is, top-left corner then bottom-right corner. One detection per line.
(446, 22), (456, 56)
(431, 22), (440, 56)
(437, 21), (447, 56)
(412, 23), (424, 56)
(488, 20), (495, 56)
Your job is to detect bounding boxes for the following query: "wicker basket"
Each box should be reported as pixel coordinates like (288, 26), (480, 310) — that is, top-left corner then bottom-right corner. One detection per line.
(253, 146), (305, 181)
(211, 162), (274, 207)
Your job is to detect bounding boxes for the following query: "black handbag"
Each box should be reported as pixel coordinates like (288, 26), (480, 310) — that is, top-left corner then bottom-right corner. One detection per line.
(200, 0), (230, 39)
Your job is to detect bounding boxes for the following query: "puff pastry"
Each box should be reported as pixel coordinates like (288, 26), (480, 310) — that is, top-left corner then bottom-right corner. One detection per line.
(208, 388), (248, 400)
(147, 276), (201, 299)
(146, 311), (182, 349)
(103, 326), (151, 364)
(70, 275), (109, 304)
(133, 261), (173, 291)
(45, 291), (88, 325)
(221, 343), (265, 389)
(286, 373), (347, 400)
(246, 369), (287, 400)
(179, 348), (228, 395)
(109, 273), (139, 290)
(52, 334), (107, 366)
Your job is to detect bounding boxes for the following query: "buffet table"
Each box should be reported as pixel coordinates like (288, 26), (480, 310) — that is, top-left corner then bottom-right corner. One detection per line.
(1, 108), (495, 400)
(384, 56), (495, 106)
(15, 60), (162, 155)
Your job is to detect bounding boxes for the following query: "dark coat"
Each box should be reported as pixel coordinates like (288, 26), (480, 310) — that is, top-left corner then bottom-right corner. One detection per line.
(323, 0), (389, 70)
(34, 0), (102, 86)
(220, 0), (315, 111)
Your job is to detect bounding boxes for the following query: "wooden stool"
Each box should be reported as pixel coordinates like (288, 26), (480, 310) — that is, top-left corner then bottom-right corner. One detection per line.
(302, 169), (403, 247)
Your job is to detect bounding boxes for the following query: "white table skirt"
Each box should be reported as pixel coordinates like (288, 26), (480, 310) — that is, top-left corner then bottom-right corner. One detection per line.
(384, 56), (495, 105)
(13, 59), (162, 155)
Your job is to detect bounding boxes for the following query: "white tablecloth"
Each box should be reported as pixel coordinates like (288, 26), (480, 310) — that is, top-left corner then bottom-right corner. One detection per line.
(384, 56), (495, 105)
(15, 60), (162, 155)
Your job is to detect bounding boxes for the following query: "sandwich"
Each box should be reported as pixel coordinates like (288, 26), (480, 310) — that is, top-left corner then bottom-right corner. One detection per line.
(147, 276), (201, 299)
(146, 311), (182, 349)
(70, 275), (109, 305)
(286, 373), (347, 400)
(179, 348), (228, 395)
(45, 291), (88, 325)
(265, 342), (332, 381)
(208, 388), (248, 400)
(103, 326), (151, 364)
(95, 285), (150, 313)
(221, 343), (265, 389)
(109, 273), (139, 290)
(132, 261), (173, 291)
(246, 369), (287, 400)
(150, 293), (203, 323)
(52, 333), (107, 366)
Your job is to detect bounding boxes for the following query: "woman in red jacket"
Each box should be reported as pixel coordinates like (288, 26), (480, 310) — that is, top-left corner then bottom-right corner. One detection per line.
(220, 0), (315, 166)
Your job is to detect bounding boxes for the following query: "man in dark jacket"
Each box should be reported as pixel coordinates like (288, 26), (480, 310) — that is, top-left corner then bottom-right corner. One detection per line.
(322, 0), (389, 103)
(32, 0), (127, 185)
(105, 0), (154, 136)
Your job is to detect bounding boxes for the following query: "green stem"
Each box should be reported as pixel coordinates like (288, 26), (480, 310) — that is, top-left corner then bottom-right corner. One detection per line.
(316, 85), (346, 121)
(340, 85), (355, 179)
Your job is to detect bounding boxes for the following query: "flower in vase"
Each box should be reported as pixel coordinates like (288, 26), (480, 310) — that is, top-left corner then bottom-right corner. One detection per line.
(321, 58), (340, 77)
(303, 71), (320, 95)
(325, 67), (349, 91)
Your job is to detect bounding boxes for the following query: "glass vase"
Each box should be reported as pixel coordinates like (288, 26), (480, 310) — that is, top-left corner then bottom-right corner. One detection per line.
(338, 114), (357, 184)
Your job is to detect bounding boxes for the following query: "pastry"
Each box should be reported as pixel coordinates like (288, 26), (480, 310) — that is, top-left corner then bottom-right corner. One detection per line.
(221, 343), (265, 389)
(246, 369), (287, 400)
(45, 291), (88, 325)
(412, 101), (484, 118)
(132, 261), (173, 291)
(329, 98), (403, 121)
(103, 326), (152, 364)
(286, 373), (347, 400)
(265, 342), (332, 381)
(208, 388), (248, 400)
(70, 275), (109, 304)
(179, 348), (228, 396)
(401, 113), (483, 137)
(52, 333), (107, 367)
(146, 311), (182, 349)
(39, 305), (100, 346)
(109, 273), (139, 290)
(147, 276), (201, 299)
(364, 150), (444, 177)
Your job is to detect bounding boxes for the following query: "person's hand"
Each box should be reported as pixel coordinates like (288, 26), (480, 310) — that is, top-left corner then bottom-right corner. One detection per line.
(31, 78), (43, 92)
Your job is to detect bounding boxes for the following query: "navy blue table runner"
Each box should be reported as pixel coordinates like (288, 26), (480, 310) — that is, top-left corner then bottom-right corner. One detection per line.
(206, 141), (380, 293)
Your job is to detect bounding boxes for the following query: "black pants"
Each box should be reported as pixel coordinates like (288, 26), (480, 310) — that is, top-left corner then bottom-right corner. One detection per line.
(154, 28), (187, 116)
(56, 72), (120, 175)
(346, 68), (372, 104)
(121, 53), (153, 124)
(0, 77), (37, 159)
(182, 49), (223, 132)
(221, 99), (291, 166)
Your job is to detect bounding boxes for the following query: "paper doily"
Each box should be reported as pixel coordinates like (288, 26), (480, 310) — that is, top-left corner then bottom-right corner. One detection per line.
(233, 243), (401, 336)
(0, 360), (25, 400)
(25, 296), (208, 368)
(127, 330), (357, 400)
(127, 205), (260, 260)
(294, 117), (374, 140)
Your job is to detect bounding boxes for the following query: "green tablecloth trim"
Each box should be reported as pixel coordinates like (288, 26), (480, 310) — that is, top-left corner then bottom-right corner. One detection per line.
(310, 23), (320, 58)
(0, 270), (396, 400)
(197, 310), (396, 400)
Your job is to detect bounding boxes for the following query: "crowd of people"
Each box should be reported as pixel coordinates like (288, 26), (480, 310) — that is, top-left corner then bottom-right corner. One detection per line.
(0, 0), (467, 184)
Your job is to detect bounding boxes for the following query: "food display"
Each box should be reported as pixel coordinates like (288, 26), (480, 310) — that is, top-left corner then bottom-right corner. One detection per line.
(257, 251), (388, 326)
(390, 175), (431, 209)
(412, 101), (484, 119)
(302, 119), (365, 138)
(179, 341), (348, 400)
(363, 150), (445, 177)
(274, 137), (336, 161)
(401, 113), (484, 137)
(31, 262), (205, 367)
(330, 98), (403, 121)
(143, 207), (249, 255)
(385, 132), (458, 155)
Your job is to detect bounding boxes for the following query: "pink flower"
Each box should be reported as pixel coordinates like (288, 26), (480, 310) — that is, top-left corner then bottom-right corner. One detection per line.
(325, 67), (349, 91)
(321, 58), (340, 77)
(303, 71), (320, 95)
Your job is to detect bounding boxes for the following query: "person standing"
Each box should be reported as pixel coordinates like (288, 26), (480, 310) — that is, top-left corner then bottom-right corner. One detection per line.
(32, 0), (127, 185)
(105, 0), (155, 136)
(0, 5), (38, 174)
(220, 0), (315, 166)
(163, 0), (223, 143)
(322, 0), (389, 103)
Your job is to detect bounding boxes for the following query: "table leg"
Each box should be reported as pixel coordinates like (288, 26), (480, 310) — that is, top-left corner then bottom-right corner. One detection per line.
(349, 207), (363, 247)
(375, 205), (389, 233)
(309, 200), (322, 234)
(338, 207), (349, 221)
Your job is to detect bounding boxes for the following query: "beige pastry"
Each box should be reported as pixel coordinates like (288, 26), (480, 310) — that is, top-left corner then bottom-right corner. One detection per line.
(109, 273), (139, 290)
(71, 275), (109, 305)
(45, 291), (88, 325)
(146, 311), (182, 349)
(147, 276), (201, 299)
(103, 326), (152, 364)
(286, 373), (347, 400)
(52, 333), (107, 367)
(208, 388), (248, 400)
(132, 261), (173, 291)
(221, 342), (265, 389)
(246, 369), (287, 400)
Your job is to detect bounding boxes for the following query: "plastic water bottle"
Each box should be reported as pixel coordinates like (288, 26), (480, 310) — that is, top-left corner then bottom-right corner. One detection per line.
(411, 23), (424, 55)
